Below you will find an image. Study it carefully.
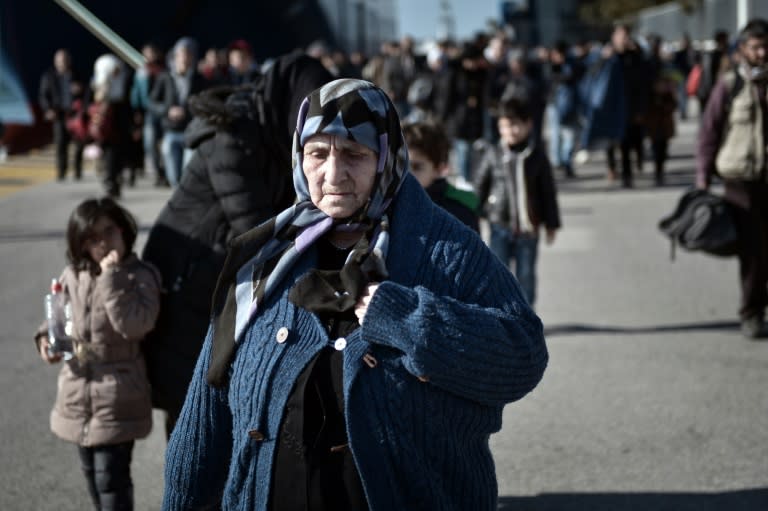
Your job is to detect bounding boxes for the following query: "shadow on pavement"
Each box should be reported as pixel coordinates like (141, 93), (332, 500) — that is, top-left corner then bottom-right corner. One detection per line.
(554, 165), (698, 194)
(544, 320), (740, 337)
(665, 152), (696, 161)
(498, 488), (768, 511)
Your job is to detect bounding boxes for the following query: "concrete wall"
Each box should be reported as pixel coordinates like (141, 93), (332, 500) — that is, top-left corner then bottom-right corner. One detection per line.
(317, 0), (397, 54)
(636, 0), (768, 45)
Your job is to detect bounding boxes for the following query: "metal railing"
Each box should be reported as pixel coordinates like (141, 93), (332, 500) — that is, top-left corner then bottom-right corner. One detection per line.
(51, 0), (144, 69)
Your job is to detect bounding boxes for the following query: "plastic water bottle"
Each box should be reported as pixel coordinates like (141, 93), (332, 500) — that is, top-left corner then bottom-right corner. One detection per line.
(44, 279), (74, 360)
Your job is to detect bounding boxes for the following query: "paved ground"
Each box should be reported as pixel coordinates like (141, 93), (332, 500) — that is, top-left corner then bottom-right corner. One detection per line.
(0, 116), (766, 510)
(0, 147), (58, 199)
(494, 119), (767, 510)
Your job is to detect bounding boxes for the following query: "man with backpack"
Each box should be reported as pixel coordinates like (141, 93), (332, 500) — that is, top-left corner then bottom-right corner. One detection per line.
(697, 19), (768, 339)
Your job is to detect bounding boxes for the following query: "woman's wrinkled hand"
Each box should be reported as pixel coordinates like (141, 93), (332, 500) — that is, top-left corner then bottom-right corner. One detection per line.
(354, 283), (379, 325)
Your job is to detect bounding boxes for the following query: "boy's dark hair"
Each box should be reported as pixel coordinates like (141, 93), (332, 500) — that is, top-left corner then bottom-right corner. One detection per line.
(402, 121), (451, 167)
(497, 96), (532, 122)
(713, 30), (730, 47)
(553, 39), (569, 56)
(614, 23), (632, 33)
(739, 19), (768, 44)
(66, 197), (138, 275)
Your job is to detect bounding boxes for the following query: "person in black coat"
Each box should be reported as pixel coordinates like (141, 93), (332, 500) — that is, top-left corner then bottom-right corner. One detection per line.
(142, 51), (333, 436)
(440, 42), (489, 185)
(605, 25), (653, 188)
(149, 37), (208, 186)
(38, 49), (85, 180)
(226, 39), (261, 86)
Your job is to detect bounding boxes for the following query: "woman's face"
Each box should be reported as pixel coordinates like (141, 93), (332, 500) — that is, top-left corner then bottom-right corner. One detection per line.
(84, 215), (126, 264)
(302, 134), (378, 218)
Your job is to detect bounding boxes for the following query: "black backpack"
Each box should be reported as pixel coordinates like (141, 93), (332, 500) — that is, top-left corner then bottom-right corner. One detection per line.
(658, 188), (739, 260)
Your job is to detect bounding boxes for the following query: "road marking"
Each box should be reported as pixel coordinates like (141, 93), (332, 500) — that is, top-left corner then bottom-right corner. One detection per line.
(0, 150), (57, 199)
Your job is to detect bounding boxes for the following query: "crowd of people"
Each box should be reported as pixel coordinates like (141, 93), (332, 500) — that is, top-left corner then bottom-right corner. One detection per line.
(31, 16), (768, 510)
(37, 24), (717, 196)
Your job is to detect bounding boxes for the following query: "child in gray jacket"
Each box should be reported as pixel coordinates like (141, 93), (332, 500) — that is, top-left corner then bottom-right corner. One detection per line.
(35, 197), (160, 511)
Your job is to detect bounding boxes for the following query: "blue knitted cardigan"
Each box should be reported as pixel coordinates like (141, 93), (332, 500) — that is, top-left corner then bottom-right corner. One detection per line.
(162, 175), (548, 511)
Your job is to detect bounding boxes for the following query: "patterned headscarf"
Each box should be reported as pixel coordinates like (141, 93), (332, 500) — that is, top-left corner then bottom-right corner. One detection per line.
(207, 79), (409, 386)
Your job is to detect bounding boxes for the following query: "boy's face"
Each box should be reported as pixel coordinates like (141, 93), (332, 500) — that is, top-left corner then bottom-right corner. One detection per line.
(409, 148), (442, 189)
(498, 117), (532, 147)
(741, 36), (768, 68)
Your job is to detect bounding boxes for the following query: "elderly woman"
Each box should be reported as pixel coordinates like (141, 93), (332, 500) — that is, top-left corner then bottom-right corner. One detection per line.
(162, 79), (548, 511)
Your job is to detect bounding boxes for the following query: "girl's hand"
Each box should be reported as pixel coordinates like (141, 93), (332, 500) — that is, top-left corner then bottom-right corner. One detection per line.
(38, 336), (62, 364)
(354, 283), (380, 325)
(99, 249), (120, 272)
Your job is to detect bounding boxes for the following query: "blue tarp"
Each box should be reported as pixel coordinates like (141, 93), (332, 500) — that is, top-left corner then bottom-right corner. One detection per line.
(0, 48), (34, 125)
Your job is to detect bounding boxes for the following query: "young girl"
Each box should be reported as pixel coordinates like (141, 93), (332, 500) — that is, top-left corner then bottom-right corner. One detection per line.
(34, 197), (161, 511)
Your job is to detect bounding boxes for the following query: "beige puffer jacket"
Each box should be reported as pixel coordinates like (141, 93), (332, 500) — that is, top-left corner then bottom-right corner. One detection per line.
(36, 254), (161, 446)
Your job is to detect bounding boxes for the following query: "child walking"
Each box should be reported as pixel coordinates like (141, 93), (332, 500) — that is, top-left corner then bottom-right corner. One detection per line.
(34, 197), (161, 511)
(475, 96), (562, 307)
(402, 121), (480, 232)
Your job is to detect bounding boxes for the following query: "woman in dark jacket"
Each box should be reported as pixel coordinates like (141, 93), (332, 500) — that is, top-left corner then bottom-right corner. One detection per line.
(142, 51), (332, 435)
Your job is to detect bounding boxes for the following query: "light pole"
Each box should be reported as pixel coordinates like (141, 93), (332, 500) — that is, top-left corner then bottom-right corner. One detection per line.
(438, 0), (456, 40)
(51, 0), (144, 69)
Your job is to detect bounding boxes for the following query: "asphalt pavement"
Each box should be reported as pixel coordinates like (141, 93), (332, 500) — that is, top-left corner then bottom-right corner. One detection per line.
(0, 114), (766, 510)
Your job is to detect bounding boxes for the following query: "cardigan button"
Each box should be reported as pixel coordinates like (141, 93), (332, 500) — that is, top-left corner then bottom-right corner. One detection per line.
(275, 327), (289, 344)
(362, 353), (378, 368)
(248, 429), (265, 441)
(334, 337), (347, 351)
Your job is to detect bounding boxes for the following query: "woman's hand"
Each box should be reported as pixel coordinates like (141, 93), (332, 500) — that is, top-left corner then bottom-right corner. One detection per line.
(354, 283), (380, 325)
(38, 335), (62, 364)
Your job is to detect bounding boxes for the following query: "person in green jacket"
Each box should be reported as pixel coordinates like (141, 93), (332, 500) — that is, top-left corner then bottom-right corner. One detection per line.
(402, 120), (479, 232)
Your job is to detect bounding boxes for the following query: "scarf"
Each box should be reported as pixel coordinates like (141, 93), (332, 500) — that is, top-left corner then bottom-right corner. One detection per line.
(501, 139), (534, 234)
(742, 62), (768, 83)
(207, 79), (409, 386)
